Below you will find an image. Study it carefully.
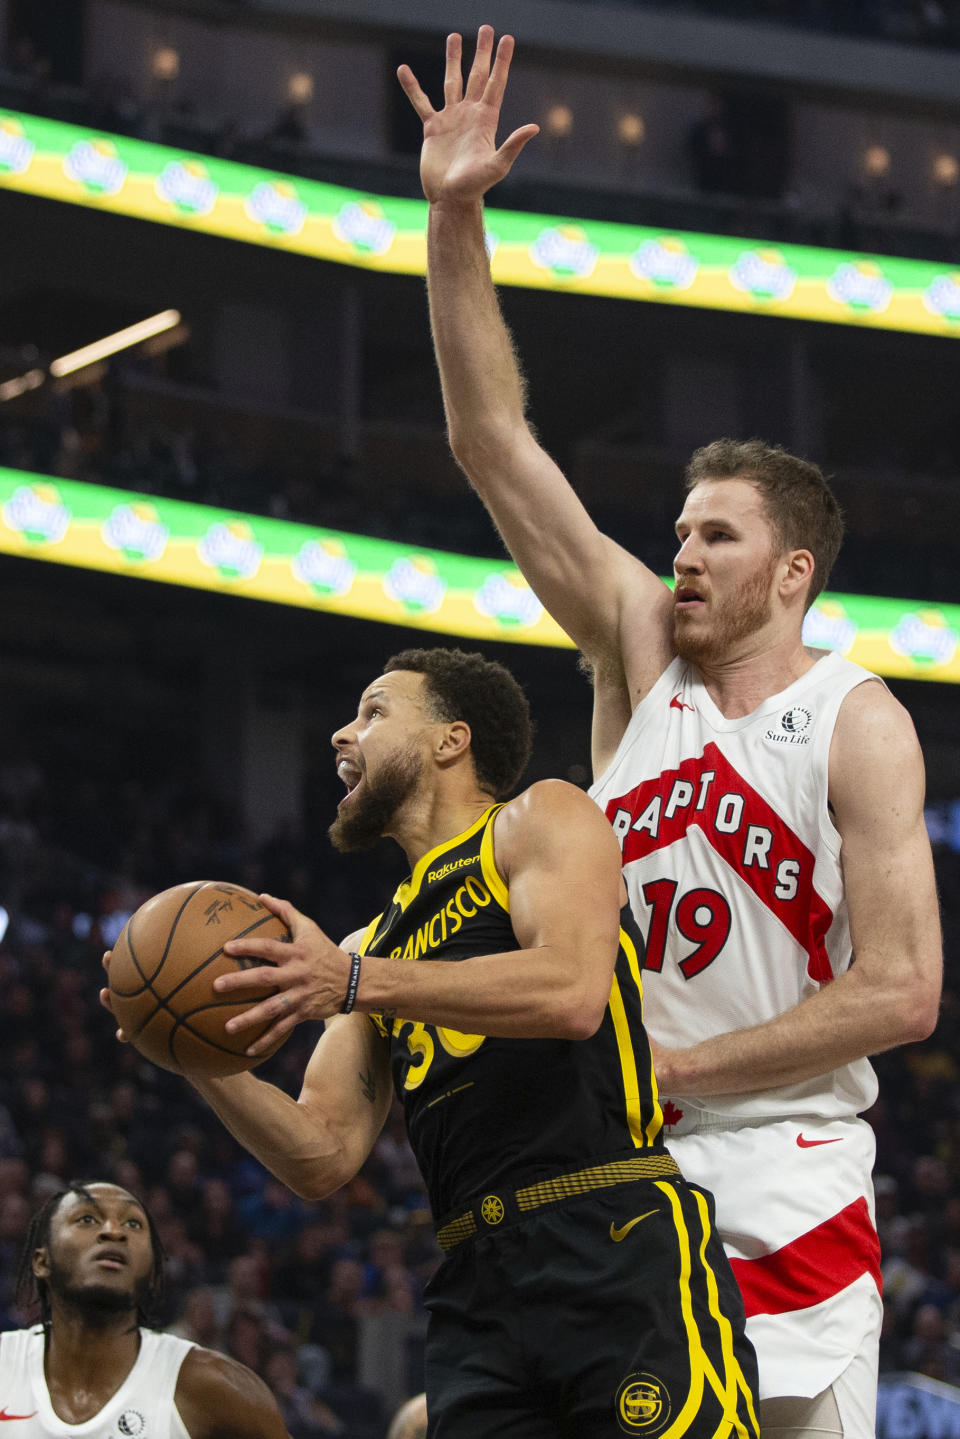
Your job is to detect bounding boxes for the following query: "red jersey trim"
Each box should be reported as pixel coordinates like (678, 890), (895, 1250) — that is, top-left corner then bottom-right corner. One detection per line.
(730, 1196), (882, 1317)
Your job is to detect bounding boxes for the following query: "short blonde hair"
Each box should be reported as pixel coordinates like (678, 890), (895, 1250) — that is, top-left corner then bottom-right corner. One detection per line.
(685, 438), (844, 608)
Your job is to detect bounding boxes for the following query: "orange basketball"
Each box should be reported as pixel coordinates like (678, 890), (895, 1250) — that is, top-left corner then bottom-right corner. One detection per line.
(108, 881), (291, 1077)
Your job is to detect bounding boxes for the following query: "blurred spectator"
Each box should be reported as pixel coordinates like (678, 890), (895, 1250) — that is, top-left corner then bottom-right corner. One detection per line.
(360, 1230), (416, 1315)
(687, 96), (739, 194)
(166, 1146), (202, 1221)
(169, 1285), (226, 1351)
(226, 1305), (271, 1374)
(902, 1303), (960, 1382)
(311, 1259), (365, 1383)
(186, 1178), (248, 1277)
(239, 1178), (308, 1244)
(262, 1347), (346, 1438)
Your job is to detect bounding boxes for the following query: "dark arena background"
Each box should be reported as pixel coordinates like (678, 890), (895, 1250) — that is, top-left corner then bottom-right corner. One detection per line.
(2, 2), (960, 1434)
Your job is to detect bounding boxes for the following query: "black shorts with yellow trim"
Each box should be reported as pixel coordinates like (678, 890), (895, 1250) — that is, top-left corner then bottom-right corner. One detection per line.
(424, 1160), (759, 1439)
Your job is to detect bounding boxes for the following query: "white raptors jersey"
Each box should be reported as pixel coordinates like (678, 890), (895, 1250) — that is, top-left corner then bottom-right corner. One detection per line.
(590, 651), (879, 1125)
(0, 1327), (193, 1438)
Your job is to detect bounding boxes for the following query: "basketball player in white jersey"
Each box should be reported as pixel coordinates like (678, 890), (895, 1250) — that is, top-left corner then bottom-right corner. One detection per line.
(398, 26), (943, 1438)
(0, 1181), (289, 1439)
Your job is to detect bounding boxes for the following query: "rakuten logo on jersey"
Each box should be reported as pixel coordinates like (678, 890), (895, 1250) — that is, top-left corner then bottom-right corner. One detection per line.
(605, 741), (833, 983)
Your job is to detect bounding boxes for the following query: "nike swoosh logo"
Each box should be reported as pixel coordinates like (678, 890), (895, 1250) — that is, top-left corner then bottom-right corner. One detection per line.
(610, 1209), (659, 1242)
(796, 1134), (844, 1148)
(0, 1411), (38, 1421)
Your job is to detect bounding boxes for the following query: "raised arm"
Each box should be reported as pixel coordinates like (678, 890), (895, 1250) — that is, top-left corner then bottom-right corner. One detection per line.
(399, 27), (674, 707)
(215, 782), (627, 1048)
(651, 681), (942, 1095)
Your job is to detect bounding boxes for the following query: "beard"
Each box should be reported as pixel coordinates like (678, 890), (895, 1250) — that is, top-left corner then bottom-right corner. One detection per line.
(328, 747), (424, 852)
(45, 1256), (148, 1327)
(673, 555), (777, 666)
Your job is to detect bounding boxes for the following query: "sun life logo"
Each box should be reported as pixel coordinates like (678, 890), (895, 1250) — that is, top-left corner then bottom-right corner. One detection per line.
(117, 1411), (146, 1437)
(764, 705), (812, 747)
(781, 707), (812, 734)
(615, 1373), (671, 1435)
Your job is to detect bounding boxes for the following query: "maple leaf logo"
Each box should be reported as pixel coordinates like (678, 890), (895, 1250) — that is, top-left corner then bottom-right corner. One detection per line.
(661, 1100), (684, 1127)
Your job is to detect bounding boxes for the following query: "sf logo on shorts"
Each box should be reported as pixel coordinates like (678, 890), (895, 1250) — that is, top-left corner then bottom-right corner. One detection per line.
(615, 1373), (671, 1435)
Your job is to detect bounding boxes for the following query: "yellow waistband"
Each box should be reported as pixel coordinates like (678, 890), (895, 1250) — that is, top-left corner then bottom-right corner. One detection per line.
(436, 1152), (681, 1251)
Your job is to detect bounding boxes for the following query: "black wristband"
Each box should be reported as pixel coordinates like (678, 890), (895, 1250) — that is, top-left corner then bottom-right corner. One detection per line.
(341, 952), (362, 1014)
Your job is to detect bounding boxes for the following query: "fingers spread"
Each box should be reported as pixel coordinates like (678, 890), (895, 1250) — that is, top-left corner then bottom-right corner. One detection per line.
(498, 123), (540, 168)
(485, 32), (516, 109)
(464, 24), (494, 103)
(443, 31), (463, 107)
(397, 63), (435, 121)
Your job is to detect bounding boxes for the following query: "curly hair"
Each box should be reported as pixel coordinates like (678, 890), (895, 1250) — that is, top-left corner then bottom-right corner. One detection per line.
(383, 648), (532, 798)
(684, 438), (844, 608)
(15, 1181), (166, 1329)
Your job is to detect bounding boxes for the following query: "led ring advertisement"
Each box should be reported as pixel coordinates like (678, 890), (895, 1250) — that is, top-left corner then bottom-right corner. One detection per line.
(1, 469), (958, 682)
(2, 110), (960, 336)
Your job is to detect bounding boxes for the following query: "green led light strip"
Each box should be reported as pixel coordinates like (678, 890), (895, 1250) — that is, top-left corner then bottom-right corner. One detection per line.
(1, 468), (958, 682)
(2, 110), (960, 335)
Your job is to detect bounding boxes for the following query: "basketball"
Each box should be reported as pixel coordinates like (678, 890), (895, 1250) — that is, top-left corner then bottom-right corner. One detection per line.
(108, 881), (292, 1078)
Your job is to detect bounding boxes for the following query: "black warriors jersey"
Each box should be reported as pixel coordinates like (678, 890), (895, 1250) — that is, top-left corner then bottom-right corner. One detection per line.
(361, 805), (664, 1217)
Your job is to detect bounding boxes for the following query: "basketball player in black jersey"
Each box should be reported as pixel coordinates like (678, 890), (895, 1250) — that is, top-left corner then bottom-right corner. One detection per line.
(103, 647), (758, 1438)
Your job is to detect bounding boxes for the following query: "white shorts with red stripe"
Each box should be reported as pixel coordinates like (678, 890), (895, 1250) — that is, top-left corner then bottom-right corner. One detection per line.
(667, 1115), (882, 1403)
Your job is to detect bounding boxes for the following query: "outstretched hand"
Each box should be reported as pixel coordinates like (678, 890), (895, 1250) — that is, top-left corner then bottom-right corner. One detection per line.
(397, 25), (539, 205)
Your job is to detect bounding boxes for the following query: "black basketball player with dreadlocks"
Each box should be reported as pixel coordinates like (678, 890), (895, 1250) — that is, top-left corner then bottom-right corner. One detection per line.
(1, 1180), (290, 1438)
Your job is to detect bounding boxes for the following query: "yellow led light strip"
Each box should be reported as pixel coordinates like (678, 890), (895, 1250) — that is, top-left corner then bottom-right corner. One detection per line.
(1, 468), (958, 682)
(2, 111), (960, 336)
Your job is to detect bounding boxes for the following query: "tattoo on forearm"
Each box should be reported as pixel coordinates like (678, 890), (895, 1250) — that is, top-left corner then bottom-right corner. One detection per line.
(359, 1067), (376, 1104)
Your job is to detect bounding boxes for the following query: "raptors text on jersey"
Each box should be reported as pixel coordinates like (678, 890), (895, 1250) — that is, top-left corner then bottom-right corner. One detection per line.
(590, 651), (879, 1125)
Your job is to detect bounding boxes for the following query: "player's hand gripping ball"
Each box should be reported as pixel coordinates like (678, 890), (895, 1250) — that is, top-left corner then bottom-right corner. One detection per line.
(108, 881), (291, 1077)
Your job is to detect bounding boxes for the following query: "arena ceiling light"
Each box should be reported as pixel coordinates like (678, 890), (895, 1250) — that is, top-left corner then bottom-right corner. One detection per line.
(49, 310), (182, 378)
(152, 47), (180, 81)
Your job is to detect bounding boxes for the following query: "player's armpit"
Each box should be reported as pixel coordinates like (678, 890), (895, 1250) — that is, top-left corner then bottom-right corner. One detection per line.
(585, 649), (635, 780)
(175, 1347), (291, 1439)
(828, 680), (942, 1046)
